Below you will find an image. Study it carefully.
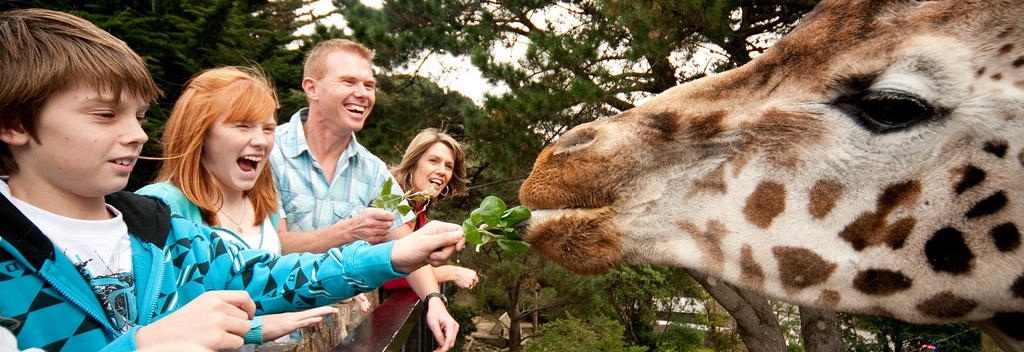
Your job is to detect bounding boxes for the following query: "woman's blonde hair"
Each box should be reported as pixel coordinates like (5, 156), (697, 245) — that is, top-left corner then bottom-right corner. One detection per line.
(391, 128), (469, 205)
(155, 66), (279, 227)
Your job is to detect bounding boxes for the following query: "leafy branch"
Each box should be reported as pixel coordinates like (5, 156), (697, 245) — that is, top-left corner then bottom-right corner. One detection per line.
(370, 178), (432, 218)
(462, 196), (531, 252)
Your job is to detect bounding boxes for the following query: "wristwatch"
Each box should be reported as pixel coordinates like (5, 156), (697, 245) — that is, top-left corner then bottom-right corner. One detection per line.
(424, 292), (448, 306)
(243, 316), (263, 345)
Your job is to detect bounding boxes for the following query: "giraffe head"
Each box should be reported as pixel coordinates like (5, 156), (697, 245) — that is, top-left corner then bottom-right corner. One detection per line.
(520, 0), (1024, 337)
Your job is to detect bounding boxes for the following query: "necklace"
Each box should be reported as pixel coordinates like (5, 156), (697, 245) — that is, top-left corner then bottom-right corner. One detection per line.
(219, 200), (248, 234)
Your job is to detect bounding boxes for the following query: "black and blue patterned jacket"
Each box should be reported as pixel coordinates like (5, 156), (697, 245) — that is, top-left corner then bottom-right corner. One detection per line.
(0, 192), (402, 351)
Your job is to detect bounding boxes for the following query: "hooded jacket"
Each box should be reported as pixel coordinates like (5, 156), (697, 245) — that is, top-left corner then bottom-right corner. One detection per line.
(0, 191), (401, 351)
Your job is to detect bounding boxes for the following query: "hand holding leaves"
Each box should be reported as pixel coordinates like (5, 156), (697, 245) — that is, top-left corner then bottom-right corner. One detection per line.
(462, 196), (531, 252)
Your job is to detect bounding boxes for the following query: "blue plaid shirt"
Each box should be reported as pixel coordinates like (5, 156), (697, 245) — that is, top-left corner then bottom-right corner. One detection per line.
(270, 108), (410, 232)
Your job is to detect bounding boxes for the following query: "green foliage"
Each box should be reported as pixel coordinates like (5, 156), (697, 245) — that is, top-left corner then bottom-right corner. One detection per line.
(654, 325), (705, 352)
(840, 314), (981, 352)
(2, 0), (311, 190)
(462, 196), (531, 252)
(370, 178), (430, 217)
(523, 316), (647, 352)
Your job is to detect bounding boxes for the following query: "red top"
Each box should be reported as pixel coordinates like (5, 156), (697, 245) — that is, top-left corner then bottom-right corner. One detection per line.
(382, 203), (428, 290)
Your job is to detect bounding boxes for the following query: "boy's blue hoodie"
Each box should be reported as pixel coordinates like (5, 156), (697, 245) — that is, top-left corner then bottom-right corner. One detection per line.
(0, 191), (403, 351)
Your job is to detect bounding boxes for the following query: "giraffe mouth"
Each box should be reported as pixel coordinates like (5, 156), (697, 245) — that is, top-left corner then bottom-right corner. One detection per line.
(521, 206), (624, 274)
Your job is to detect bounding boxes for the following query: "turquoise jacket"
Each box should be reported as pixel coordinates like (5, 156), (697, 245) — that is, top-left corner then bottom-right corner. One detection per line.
(0, 192), (403, 351)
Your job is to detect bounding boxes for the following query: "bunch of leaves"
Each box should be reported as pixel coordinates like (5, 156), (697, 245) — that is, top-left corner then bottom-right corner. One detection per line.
(370, 178), (432, 218)
(462, 196), (531, 252)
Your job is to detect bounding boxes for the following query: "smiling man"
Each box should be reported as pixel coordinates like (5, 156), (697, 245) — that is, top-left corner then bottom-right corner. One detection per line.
(269, 39), (462, 351)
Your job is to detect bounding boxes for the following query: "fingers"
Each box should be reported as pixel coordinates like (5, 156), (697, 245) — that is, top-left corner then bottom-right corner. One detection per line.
(418, 221), (461, 235)
(205, 290), (257, 319)
(443, 319), (458, 350)
(428, 319), (446, 351)
(363, 207), (396, 222)
(215, 332), (245, 350)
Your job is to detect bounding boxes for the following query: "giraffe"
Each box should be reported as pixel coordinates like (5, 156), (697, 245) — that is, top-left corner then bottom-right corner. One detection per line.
(518, 0), (1024, 349)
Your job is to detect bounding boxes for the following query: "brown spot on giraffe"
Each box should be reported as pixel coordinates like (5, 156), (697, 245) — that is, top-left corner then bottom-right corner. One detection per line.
(743, 181), (786, 229)
(684, 111), (726, 141)
(965, 191), (1008, 219)
(1013, 56), (1024, 68)
(691, 164), (727, 196)
(809, 180), (843, 219)
(976, 67), (987, 77)
(772, 246), (837, 293)
(739, 108), (827, 169)
(925, 227), (974, 275)
(997, 27), (1014, 39)
(740, 245), (765, 290)
(983, 140), (1008, 158)
(839, 181), (922, 250)
(954, 165), (986, 195)
(916, 291), (978, 319)
(853, 269), (913, 296)
(991, 223), (1021, 252)
(678, 220), (727, 271)
(1012, 273), (1024, 299)
(998, 43), (1015, 56)
(817, 290), (841, 308)
(991, 73), (1003, 81)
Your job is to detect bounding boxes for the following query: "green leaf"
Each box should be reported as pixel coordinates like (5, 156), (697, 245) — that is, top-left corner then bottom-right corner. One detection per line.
(463, 218), (483, 245)
(396, 204), (412, 216)
(504, 227), (523, 241)
(502, 205), (531, 225)
(380, 178), (393, 198)
(496, 239), (530, 252)
(470, 208), (484, 226)
(477, 196), (505, 227)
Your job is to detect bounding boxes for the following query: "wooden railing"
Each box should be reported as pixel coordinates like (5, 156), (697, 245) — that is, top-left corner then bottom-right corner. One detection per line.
(333, 288), (435, 352)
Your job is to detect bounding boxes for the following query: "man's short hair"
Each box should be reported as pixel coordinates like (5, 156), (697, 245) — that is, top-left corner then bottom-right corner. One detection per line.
(0, 8), (161, 174)
(302, 39), (375, 80)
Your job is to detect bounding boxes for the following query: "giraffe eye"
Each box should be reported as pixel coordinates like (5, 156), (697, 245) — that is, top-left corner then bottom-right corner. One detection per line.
(837, 89), (937, 133)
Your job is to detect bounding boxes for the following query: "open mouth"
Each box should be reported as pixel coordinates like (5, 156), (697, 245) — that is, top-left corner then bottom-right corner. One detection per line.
(345, 104), (366, 114)
(237, 156), (262, 173)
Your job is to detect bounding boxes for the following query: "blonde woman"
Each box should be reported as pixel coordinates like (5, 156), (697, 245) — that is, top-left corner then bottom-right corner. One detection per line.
(389, 128), (478, 290)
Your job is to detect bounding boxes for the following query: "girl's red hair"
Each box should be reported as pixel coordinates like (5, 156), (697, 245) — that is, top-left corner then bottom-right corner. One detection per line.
(155, 66), (278, 227)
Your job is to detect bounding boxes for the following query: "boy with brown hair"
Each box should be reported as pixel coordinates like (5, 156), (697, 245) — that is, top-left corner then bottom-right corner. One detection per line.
(0, 8), (465, 351)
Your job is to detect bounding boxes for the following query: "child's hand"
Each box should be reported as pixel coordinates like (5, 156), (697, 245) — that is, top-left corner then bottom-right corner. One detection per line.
(424, 301), (458, 352)
(135, 291), (255, 350)
(339, 292), (372, 312)
(390, 221), (465, 273)
(259, 306), (339, 341)
(435, 265), (478, 289)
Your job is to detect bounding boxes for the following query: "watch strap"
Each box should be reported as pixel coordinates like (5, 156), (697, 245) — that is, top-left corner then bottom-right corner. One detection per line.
(423, 292), (447, 306)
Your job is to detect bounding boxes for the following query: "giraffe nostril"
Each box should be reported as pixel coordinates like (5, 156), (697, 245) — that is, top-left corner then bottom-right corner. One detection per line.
(555, 128), (596, 155)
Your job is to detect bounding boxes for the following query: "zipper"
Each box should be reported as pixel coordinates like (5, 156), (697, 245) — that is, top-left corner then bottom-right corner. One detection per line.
(140, 243), (166, 325)
(41, 264), (116, 334)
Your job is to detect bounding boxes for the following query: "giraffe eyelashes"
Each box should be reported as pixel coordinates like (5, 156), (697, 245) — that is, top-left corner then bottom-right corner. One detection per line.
(835, 88), (940, 133)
